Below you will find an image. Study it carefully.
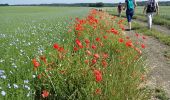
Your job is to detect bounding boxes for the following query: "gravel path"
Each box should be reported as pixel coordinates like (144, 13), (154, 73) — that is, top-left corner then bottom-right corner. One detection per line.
(124, 25), (170, 98)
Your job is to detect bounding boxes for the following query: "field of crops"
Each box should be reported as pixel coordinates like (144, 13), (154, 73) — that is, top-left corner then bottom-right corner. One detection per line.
(0, 6), (149, 99)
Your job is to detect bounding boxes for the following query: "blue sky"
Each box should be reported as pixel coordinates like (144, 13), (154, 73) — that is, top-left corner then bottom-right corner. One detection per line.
(0, 0), (168, 5)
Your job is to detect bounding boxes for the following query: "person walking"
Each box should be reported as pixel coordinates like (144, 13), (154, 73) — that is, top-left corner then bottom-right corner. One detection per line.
(124, 0), (137, 31)
(143, 0), (159, 29)
(117, 2), (123, 17)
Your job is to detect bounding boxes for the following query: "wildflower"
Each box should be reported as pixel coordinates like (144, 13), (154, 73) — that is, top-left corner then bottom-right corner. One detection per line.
(58, 47), (64, 52)
(13, 84), (19, 89)
(93, 69), (102, 82)
(32, 59), (40, 69)
(103, 35), (108, 39)
(94, 53), (100, 59)
(53, 43), (59, 49)
(1, 91), (6, 96)
(102, 60), (108, 68)
(92, 45), (97, 50)
(84, 60), (89, 64)
(135, 33), (139, 37)
(73, 47), (78, 51)
(42, 90), (49, 98)
(118, 38), (124, 43)
(141, 44), (146, 49)
(142, 36), (146, 40)
(85, 39), (90, 44)
(8, 84), (11, 88)
(0, 70), (5, 75)
(0, 75), (6, 79)
(125, 41), (133, 47)
(92, 59), (97, 65)
(75, 39), (83, 48)
(102, 53), (108, 59)
(95, 37), (100, 42)
(86, 50), (92, 55)
(24, 85), (30, 90)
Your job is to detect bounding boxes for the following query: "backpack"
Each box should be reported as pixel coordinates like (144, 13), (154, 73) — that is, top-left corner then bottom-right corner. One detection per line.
(127, 0), (134, 10)
(146, 0), (156, 13)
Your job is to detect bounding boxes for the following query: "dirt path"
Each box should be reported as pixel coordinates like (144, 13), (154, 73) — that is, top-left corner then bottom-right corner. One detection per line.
(124, 27), (170, 98)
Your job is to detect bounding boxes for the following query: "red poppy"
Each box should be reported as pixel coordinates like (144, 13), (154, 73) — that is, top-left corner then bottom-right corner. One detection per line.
(135, 33), (139, 37)
(42, 90), (49, 98)
(92, 45), (97, 50)
(142, 36), (146, 40)
(102, 53), (108, 59)
(95, 37), (100, 42)
(73, 47), (78, 51)
(85, 39), (90, 44)
(94, 53), (100, 59)
(32, 59), (40, 69)
(84, 60), (89, 64)
(92, 59), (97, 65)
(58, 47), (64, 52)
(76, 39), (83, 48)
(53, 43), (59, 49)
(103, 35), (108, 39)
(125, 41), (133, 47)
(118, 38), (124, 43)
(141, 44), (146, 49)
(93, 69), (102, 82)
(102, 60), (108, 68)
(86, 50), (92, 55)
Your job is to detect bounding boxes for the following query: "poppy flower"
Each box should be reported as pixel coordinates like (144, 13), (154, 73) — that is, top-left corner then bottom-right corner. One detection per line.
(94, 53), (100, 59)
(93, 69), (102, 82)
(92, 59), (97, 65)
(95, 37), (100, 42)
(76, 39), (83, 48)
(102, 53), (108, 59)
(102, 60), (108, 68)
(42, 90), (49, 98)
(74, 47), (78, 51)
(86, 50), (92, 55)
(118, 38), (124, 43)
(85, 39), (90, 44)
(53, 43), (59, 49)
(92, 45), (97, 50)
(125, 41), (133, 47)
(141, 44), (145, 49)
(103, 35), (108, 39)
(32, 59), (40, 69)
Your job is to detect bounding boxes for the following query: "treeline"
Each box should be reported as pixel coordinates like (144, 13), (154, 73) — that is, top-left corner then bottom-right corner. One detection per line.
(0, 4), (9, 6)
(1, 1), (170, 7)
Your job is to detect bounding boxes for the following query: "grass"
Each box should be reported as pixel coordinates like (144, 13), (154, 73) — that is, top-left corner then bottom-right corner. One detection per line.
(106, 7), (170, 46)
(0, 6), (90, 99)
(0, 7), (150, 99)
(105, 6), (170, 29)
(132, 22), (170, 46)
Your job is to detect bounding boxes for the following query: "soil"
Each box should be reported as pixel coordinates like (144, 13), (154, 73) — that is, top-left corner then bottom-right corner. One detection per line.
(124, 21), (170, 99)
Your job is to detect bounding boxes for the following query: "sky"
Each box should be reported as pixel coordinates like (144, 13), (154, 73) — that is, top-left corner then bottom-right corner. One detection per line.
(0, 0), (168, 5)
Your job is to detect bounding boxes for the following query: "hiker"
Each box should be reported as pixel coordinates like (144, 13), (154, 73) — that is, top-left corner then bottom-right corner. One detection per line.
(124, 0), (137, 31)
(143, 0), (159, 29)
(117, 2), (123, 17)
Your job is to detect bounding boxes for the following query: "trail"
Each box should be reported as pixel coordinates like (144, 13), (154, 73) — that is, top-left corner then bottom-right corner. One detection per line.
(124, 26), (170, 98)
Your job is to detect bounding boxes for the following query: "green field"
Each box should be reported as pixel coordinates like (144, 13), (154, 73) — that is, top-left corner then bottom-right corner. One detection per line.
(106, 6), (170, 28)
(0, 6), (156, 99)
(0, 6), (90, 99)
